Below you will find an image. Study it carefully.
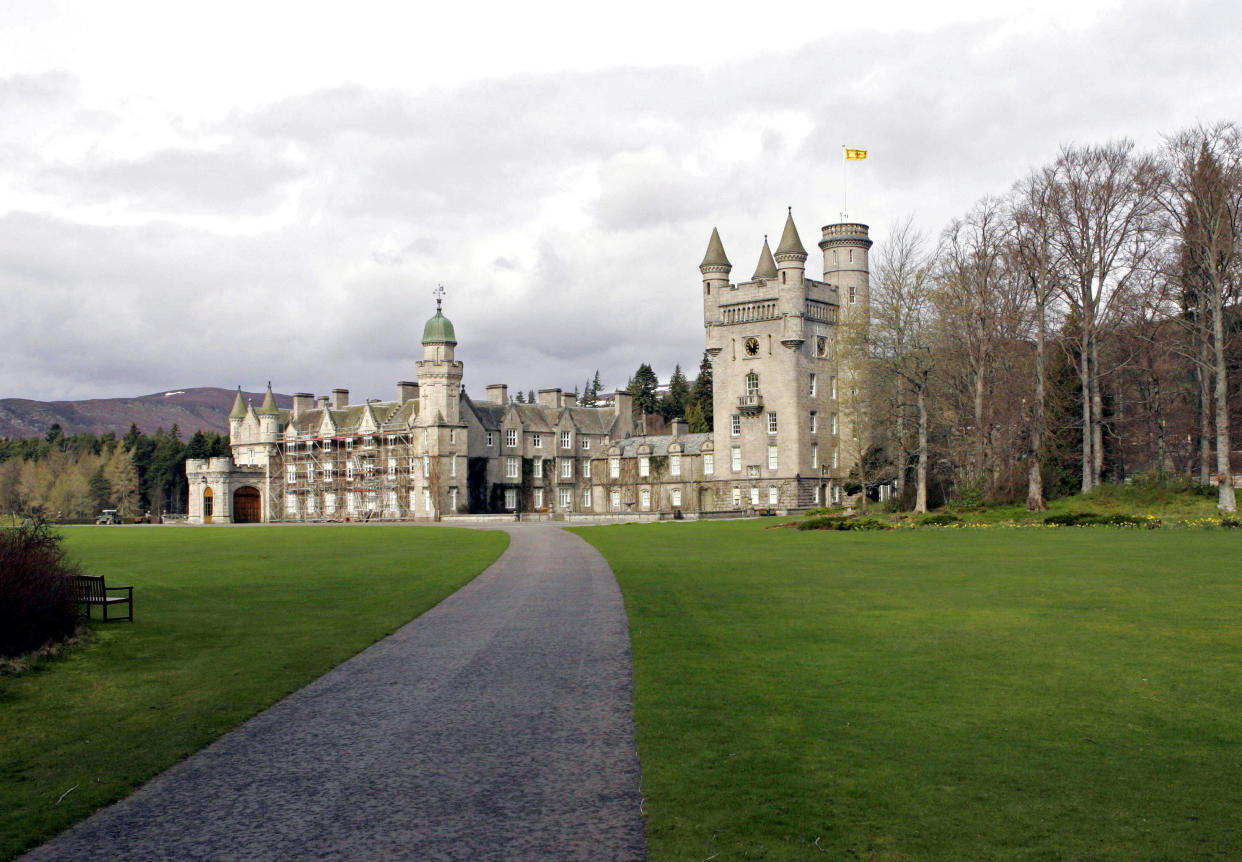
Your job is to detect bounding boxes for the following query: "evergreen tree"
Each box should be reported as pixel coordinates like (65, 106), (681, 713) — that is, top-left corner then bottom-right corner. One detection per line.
(579, 369), (603, 406)
(659, 364), (690, 420)
(686, 351), (714, 432)
(186, 430), (212, 459)
(105, 446), (140, 517)
(627, 364), (660, 417)
(515, 391), (526, 403)
(527, 389), (536, 404)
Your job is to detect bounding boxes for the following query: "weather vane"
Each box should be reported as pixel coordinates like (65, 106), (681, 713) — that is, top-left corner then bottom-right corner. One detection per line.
(433, 284), (445, 311)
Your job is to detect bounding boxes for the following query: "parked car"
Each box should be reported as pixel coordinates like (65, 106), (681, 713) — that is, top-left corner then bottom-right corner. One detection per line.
(96, 509), (121, 525)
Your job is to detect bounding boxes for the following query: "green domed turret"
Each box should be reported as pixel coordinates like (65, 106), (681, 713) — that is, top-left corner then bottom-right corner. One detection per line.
(257, 381), (280, 415)
(228, 387), (247, 419)
(422, 308), (457, 345)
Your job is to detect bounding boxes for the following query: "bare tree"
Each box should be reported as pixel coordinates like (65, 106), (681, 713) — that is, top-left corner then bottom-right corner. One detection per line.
(1011, 167), (1061, 509)
(1158, 122), (1242, 512)
(1048, 140), (1162, 492)
(871, 217), (936, 513)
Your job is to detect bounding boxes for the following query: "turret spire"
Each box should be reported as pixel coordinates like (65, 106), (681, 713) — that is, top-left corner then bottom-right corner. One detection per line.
(228, 386), (246, 419)
(775, 207), (807, 259)
(257, 381), (280, 415)
(752, 235), (778, 280)
(699, 227), (731, 270)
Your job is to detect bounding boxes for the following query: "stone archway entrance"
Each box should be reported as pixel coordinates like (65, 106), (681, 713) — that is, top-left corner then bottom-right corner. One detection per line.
(203, 487), (214, 524)
(234, 487), (261, 523)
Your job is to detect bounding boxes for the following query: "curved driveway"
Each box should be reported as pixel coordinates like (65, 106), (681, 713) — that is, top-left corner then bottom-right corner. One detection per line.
(24, 525), (646, 861)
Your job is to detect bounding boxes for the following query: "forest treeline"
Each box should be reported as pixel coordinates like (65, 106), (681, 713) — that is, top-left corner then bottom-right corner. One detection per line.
(0, 424), (229, 520)
(848, 122), (1242, 513)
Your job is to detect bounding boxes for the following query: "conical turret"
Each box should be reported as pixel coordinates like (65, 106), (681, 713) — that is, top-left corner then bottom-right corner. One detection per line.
(228, 386), (246, 419)
(774, 208), (807, 261)
(752, 236), (778, 281)
(699, 227), (732, 274)
(257, 381), (280, 415)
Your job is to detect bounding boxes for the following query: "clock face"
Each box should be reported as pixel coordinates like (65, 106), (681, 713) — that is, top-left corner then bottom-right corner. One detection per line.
(744, 337), (760, 356)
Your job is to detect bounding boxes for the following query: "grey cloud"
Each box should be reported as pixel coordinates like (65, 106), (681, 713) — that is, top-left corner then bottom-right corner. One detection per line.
(39, 145), (304, 213)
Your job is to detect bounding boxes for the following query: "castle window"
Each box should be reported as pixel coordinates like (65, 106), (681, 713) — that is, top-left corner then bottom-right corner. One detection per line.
(423, 455), (430, 478)
(639, 456), (650, 478)
(811, 443), (819, 468)
(326, 492), (336, 514)
(388, 458), (396, 477)
(704, 453), (714, 475)
(307, 464), (315, 481)
(769, 486), (778, 506)
(830, 376), (837, 399)
(750, 487), (760, 506)
(813, 485), (821, 504)
(781, 271), (786, 284)
(611, 489), (621, 510)
(388, 490), (398, 510)
(365, 491), (377, 510)
(346, 438), (354, 450)
(816, 336), (828, 357)
(582, 488), (592, 509)
(745, 372), (759, 395)
(532, 433), (542, 448)
(767, 413), (778, 434)
(323, 439), (332, 452)
(831, 484), (841, 504)
(732, 487), (742, 508)
(486, 432), (494, 447)
(832, 446), (840, 468)
(534, 488), (544, 509)
(768, 444), (778, 470)
(849, 285), (856, 304)
(423, 429), (429, 446)
(640, 488), (651, 510)
(671, 488), (682, 507)
(423, 489), (431, 511)
(450, 456), (457, 477)
(731, 415), (741, 436)
(347, 492), (357, 514)
(670, 454), (681, 477)
(731, 446), (741, 472)
(560, 431), (571, 449)
(506, 457), (519, 479)
(506, 428), (517, 447)
(346, 461), (355, 480)
(809, 373), (817, 396)
(581, 437), (591, 450)
(365, 460), (375, 477)
(450, 487), (458, 511)
(849, 249), (854, 263)
(810, 411), (817, 433)
(505, 488), (517, 510)
(449, 429), (456, 443)
(324, 462), (334, 479)
(534, 458), (544, 479)
(287, 493), (298, 514)
(287, 465), (297, 483)
(388, 435), (396, 446)
(583, 459), (591, 478)
(610, 457), (620, 478)
(559, 488), (571, 510)
(307, 495), (318, 515)
(830, 413), (838, 434)
(560, 458), (573, 479)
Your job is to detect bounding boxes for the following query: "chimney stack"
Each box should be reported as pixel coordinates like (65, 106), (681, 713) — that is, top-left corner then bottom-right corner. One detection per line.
(671, 418), (688, 438)
(537, 388), (562, 407)
(331, 388), (349, 409)
(397, 381), (419, 404)
(561, 392), (577, 408)
(291, 393), (314, 419)
(486, 384), (508, 404)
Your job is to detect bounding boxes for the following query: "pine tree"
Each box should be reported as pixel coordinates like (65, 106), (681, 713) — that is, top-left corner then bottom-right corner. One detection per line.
(659, 364), (690, 420)
(105, 447), (140, 517)
(627, 364), (660, 417)
(515, 391), (526, 403)
(686, 351), (714, 432)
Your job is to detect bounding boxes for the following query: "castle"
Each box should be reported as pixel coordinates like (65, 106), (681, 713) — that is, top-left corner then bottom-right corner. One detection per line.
(184, 213), (870, 523)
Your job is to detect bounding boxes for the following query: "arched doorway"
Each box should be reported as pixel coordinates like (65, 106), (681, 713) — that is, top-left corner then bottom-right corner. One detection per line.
(233, 487), (261, 523)
(202, 487), (214, 524)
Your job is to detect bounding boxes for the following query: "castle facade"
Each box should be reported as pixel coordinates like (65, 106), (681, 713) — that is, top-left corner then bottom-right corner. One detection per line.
(185, 213), (870, 523)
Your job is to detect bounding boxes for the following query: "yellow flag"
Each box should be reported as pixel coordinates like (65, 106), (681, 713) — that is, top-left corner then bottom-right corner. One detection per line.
(844, 148), (868, 161)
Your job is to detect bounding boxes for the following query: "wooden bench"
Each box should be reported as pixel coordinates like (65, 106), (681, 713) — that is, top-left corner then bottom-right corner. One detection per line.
(72, 575), (134, 622)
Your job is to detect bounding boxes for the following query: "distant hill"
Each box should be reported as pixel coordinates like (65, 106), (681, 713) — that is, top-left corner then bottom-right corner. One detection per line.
(0, 387), (293, 439)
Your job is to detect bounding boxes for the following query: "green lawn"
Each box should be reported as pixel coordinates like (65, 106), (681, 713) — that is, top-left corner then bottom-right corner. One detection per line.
(574, 520), (1242, 861)
(0, 525), (507, 860)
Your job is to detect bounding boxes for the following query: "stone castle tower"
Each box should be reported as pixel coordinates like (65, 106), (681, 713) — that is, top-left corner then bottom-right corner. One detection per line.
(700, 211), (871, 508)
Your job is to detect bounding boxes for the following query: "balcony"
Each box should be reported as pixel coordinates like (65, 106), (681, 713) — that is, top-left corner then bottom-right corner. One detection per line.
(738, 392), (763, 414)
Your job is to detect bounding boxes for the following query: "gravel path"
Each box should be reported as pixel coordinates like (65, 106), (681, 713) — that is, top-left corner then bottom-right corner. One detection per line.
(23, 525), (646, 861)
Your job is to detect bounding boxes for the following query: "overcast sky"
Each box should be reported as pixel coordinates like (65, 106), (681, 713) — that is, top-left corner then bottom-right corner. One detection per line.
(1, 0), (1237, 403)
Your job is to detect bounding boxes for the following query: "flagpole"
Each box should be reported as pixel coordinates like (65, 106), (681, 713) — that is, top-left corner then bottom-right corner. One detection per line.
(841, 145), (848, 221)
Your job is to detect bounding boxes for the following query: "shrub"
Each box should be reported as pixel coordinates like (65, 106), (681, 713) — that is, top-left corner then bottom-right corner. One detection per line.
(950, 479), (987, 511)
(1044, 511), (1157, 528)
(0, 520), (81, 658)
(1221, 518), (1240, 529)
(918, 513), (962, 526)
(803, 506), (847, 517)
(798, 516), (889, 531)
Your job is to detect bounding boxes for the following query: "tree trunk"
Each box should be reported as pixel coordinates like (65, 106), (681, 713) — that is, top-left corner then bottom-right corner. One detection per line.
(973, 369), (986, 481)
(1091, 339), (1105, 486)
(915, 385), (928, 514)
(1079, 329), (1093, 493)
(1027, 285), (1047, 510)
(1211, 289), (1237, 512)
(1198, 349), (1214, 484)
